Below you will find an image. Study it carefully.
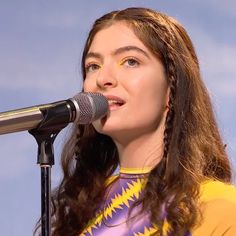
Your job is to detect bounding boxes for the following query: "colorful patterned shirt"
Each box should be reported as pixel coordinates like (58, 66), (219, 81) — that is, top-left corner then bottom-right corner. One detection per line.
(80, 167), (236, 236)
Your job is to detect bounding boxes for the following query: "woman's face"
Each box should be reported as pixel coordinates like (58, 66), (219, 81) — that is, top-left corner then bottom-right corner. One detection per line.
(83, 22), (169, 143)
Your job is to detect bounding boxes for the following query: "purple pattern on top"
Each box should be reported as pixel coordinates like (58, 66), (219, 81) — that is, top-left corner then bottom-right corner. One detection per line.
(81, 172), (192, 236)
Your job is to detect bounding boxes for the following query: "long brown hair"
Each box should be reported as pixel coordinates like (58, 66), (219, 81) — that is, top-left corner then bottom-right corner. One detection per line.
(45, 7), (232, 236)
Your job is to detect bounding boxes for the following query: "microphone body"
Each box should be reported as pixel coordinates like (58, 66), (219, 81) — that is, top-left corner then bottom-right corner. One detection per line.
(0, 92), (108, 135)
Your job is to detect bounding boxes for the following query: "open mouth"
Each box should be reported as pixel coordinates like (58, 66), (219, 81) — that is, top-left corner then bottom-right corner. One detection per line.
(108, 100), (124, 106)
(105, 95), (125, 110)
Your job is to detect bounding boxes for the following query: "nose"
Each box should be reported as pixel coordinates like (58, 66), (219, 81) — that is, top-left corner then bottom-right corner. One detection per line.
(96, 65), (118, 89)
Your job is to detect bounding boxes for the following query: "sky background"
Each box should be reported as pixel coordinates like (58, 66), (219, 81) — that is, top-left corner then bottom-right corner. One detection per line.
(0, 1), (235, 235)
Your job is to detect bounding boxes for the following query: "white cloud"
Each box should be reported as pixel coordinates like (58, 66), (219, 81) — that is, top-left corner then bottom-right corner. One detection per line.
(30, 3), (105, 31)
(206, 0), (236, 18)
(190, 27), (236, 97)
(0, 50), (82, 96)
(0, 133), (36, 181)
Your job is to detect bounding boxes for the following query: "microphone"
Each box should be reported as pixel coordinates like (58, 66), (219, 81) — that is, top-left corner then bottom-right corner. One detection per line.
(0, 92), (108, 135)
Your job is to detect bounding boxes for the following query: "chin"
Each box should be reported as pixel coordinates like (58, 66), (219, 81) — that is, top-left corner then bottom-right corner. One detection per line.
(92, 119), (121, 138)
(93, 124), (116, 136)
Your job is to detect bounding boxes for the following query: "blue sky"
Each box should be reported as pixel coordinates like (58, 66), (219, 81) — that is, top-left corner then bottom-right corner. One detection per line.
(0, 1), (235, 235)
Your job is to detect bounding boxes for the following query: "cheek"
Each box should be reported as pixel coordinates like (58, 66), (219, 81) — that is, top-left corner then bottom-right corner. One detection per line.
(83, 79), (95, 92)
(128, 76), (169, 107)
(134, 94), (166, 120)
(128, 78), (169, 122)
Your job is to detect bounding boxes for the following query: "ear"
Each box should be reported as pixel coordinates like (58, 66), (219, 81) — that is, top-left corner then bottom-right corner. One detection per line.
(165, 86), (170, 109)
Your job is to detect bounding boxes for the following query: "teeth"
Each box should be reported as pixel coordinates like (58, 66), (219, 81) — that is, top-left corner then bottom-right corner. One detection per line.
(108, 100), (123, 105)
(108, 100), (119, 104)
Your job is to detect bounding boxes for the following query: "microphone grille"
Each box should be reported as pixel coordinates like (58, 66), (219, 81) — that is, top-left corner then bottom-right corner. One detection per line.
(73, 92), (108, 124)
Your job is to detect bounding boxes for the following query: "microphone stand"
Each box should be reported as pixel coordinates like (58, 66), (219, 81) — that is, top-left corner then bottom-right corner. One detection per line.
(29, 129), (58, 236)
(29, 106), (70, 236)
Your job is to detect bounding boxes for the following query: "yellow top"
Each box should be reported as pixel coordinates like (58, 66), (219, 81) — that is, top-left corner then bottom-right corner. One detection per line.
(193, 180), (236, 236)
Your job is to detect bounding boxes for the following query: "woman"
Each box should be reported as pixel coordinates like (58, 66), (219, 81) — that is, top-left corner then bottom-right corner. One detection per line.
(49, 7), (236, 236)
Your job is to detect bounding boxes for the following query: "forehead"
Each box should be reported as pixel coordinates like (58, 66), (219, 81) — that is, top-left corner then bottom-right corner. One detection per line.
(88, 22), (147, 53)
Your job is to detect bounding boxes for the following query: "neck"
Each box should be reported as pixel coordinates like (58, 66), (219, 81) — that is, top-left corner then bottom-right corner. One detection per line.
(114, 126), (165, 169)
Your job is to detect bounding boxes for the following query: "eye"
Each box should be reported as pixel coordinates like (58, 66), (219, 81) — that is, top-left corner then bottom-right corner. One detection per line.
(85, 63), (101, 73)
(122, 57), (140, 68)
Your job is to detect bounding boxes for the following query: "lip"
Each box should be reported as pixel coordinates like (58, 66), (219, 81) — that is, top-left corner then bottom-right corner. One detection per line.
(103, 94), (126, 111)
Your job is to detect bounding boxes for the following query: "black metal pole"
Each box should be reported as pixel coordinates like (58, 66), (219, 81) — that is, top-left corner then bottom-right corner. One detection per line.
(29, 130), (59, 236)
(41, 165), (51, 236)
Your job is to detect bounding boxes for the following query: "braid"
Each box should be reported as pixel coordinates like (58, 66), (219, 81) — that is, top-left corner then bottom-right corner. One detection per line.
(134, 13), (178, 166)
(163, 55), (177, 160)
(132, 16), (182, 235)
(74, 126), (83, 158)
(149, 14), (178, 174)
(141, 14), (197, 235)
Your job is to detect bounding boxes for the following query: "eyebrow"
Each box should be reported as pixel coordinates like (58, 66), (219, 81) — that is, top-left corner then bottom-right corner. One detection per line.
(85, 51), (101, 60)
(85, 45), (150, 61)
(113, 46), (150, 58)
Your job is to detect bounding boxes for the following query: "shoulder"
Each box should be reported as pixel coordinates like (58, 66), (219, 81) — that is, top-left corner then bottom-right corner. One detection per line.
(200, 179), (236, 203)
(105, 174), (119, 187)
(193, 180), (236, 236)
